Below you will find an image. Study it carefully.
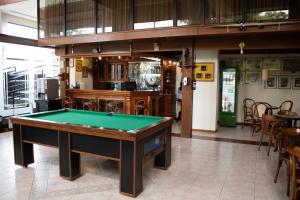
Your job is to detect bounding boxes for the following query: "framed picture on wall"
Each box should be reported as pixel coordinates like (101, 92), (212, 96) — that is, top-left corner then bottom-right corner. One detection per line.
(292, 76), (300, 90)
(245, 72), (261, 84)
(245, 58), (262, 71)
(76, 59), (82, 72)
(264, 75), (277, 89)
(262, 58), (281, 70)
(278, 76), (291, 89)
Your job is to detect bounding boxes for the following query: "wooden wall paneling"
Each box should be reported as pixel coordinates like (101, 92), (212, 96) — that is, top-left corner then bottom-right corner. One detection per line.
(0, 34), (38, 47)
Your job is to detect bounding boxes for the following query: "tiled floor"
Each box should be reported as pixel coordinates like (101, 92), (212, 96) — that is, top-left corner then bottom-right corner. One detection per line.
(0, 129), (288, 200)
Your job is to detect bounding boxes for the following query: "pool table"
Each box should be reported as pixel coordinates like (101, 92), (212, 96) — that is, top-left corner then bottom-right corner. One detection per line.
(11, 109), (172, 197)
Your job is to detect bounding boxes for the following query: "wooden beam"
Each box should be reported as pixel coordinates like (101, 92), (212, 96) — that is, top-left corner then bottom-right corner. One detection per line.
(0, 34), (38, 46)
(38, 21), (300, 47)
(0, 0), (25, 6)
(180, 44), (194, 138)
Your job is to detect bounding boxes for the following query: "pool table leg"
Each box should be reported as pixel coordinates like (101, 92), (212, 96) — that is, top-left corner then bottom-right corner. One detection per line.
(59, 132), (81, 180)
(13, 125), (34, 167)
(120, 140), (143, 197)
(154, 128), (171, 169)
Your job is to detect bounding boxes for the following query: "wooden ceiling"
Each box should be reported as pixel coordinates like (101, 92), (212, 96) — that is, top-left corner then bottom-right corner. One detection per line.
(0, 0), (26, 6)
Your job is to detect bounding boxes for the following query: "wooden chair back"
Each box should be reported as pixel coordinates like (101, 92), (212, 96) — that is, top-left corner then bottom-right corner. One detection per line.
(243, 98), (255, 120)
(278, 100), (293, 114)
(253, 102), (268, 118)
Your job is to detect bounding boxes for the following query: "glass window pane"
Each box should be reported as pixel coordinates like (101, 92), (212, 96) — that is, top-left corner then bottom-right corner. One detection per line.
(177, 0), (203, 26)
(39, 0), (64, 38)
(108, 64), (115, 80)
(134, 0), (173, 30)
(246, 0), (290, 22)
(98, 0), (131, 33)
(66, 0), (95, 36)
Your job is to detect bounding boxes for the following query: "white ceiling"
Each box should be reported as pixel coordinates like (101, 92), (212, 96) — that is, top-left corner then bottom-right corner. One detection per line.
(0, 0), (37, 21)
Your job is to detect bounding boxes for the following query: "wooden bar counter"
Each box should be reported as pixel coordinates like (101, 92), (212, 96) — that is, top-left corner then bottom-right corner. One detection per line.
(66, 89), (161, 116)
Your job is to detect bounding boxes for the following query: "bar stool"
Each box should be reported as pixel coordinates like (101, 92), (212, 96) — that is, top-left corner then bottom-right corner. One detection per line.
(63, 96), (74, 109)
(83, 99), (97, 111)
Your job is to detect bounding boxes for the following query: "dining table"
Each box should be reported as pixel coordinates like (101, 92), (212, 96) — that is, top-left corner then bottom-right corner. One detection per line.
(274, 113), (300, 128)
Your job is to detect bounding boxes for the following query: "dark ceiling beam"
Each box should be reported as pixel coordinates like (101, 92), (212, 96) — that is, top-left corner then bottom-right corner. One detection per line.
(0, 0), (26, 6)
(38, 21), (300, 47)
(0, 33), (38, 46)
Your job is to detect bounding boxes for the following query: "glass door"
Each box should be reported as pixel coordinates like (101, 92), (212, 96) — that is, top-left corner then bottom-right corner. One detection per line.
(221, 69), (236, 113)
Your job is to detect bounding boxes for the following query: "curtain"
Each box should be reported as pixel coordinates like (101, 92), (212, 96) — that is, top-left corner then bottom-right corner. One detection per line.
(177, 0), (203, 26)
(219, 0), (243, 23)
(135, 0), (173, 23)
(41, 0), (64, 37)
(99, 0), (130, 32)
(66, 0), (95, 35)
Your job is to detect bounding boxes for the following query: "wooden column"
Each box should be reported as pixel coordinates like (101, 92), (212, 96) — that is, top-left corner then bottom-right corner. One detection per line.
(180, 47), (194, 138)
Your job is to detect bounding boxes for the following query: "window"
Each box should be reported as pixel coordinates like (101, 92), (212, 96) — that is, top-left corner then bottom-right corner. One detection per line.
(134, 0), (173, 30)
(177, 0), (203, 26)
(1, 43), (59, 115)
(39, 0), (64, 38)
(66, 0), (95, 35)
(97, 0), (131, 33)
(6, 23), (37, 39)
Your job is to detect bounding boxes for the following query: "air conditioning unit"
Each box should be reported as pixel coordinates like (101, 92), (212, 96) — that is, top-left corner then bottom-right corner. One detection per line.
(282, 59), (300, 73)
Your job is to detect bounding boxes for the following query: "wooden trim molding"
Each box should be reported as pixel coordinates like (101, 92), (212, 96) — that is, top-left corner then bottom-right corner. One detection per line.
(38, 21), (300, 47)
(192, 129), (218, 133)
(171, 133), (269, 146)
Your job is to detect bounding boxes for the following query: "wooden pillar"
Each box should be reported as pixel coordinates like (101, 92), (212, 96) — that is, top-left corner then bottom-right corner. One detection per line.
(180, 47), (194, 138)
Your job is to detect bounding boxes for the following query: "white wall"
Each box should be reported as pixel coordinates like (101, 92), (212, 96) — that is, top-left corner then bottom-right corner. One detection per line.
(192, 48), (219, 131)
(237, 73), (300, 123)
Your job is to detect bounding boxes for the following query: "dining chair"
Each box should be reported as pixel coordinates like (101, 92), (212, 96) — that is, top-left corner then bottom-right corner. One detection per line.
(278, 100), (293, 115)
(258, 114), (282, 156)
(252, 102), (269, 135)
(242, 98), (256, 129)
(288, 145), (300, 200)
(274, 128), (300, 197)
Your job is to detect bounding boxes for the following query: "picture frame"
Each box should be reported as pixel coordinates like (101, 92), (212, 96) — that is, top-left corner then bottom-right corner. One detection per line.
(245, 71), (261, 84)
(76, 59), (82, 72)
(194, 63), (214, 81)
(82, 66), (88, 78)
(264, 75), (277, 89)
(292, 76), (300, 90)
(245, 58), (262, 71)
(262, 58), (281, 71)
(230, 58), (244, 69)
(278, 76), (291, 89)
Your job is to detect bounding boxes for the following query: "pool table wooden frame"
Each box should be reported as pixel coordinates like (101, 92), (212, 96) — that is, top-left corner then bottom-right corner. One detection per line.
(11, 110), (172, 197)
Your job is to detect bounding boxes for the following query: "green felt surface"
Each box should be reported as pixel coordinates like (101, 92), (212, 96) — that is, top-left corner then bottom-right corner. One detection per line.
(27, 109), (163, 131)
